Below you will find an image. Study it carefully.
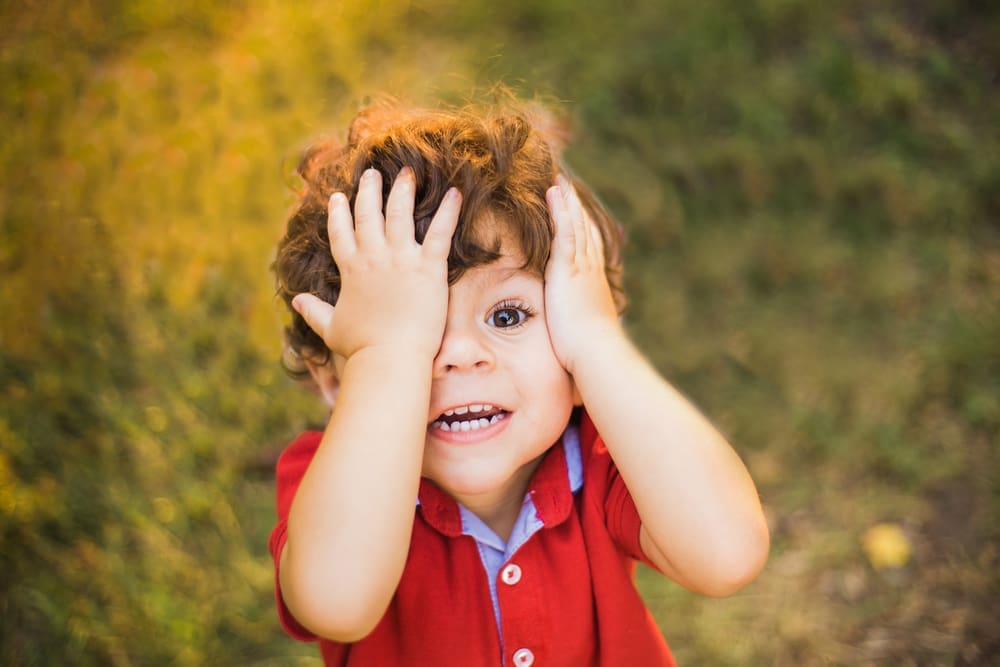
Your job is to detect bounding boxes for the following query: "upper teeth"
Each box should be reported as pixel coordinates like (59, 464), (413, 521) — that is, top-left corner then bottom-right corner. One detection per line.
(443, 404), (492, 417)
(431, 412), (506, 432)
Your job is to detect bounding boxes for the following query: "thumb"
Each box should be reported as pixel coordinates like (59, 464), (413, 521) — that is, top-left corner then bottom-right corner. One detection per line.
(292, 293), (335, 338)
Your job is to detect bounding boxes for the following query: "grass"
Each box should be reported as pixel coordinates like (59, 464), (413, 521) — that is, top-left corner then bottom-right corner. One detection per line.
(1, 0), (997, 664)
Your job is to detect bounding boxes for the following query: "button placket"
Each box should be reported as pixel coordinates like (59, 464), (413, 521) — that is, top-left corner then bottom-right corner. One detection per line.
(501, 562), (532, 664)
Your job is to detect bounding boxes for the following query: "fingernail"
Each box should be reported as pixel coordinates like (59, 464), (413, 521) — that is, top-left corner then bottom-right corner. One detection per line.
(398, 166), (414, 180)
(329, 192), (344, 206)
(291, 295), (304, 314)
(363, 167), (379, 181)
(445, 186), (460, 202)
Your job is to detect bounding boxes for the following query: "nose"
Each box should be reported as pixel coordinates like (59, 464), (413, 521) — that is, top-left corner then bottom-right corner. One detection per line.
(432, 320), (494, 377)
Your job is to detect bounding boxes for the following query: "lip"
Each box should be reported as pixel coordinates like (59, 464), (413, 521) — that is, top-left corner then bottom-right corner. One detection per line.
(427, 411), (512, 445)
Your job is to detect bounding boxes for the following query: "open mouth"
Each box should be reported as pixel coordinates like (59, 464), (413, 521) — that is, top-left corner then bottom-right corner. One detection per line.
(429, 403), (509, 432)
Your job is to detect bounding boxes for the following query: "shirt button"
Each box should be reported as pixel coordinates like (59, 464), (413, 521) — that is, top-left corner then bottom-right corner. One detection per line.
(501, 563), (522, 585)
(512, 647), (535, 666)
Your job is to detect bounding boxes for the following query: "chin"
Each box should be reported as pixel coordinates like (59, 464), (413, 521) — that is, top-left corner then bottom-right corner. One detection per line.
(429, 467), (511, 498)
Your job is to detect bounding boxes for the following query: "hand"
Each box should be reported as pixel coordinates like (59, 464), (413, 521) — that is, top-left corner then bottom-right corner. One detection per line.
(292, 167), (462, 361)
(544, 175), (623, 375)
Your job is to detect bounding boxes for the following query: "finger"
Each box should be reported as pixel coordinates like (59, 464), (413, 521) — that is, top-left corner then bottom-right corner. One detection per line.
(559, 173), (587, 223)
(292, 293), (335, 340)
(558, 174), (589, 260)
(587, 212), (606, 264)
(385, 167), (417, 247)
(327, 192), (356, 260)
(353, 168), (385, 247)
(569, 186), (606, 263)
(421, 187), (462, 259)
(546, 184), (575, 263)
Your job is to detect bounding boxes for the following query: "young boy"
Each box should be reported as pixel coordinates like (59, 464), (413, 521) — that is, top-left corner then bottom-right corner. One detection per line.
(269, 99), (769, 666)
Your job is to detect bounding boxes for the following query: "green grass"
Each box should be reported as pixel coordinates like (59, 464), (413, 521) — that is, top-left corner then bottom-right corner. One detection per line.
(2, 0), (997, 664)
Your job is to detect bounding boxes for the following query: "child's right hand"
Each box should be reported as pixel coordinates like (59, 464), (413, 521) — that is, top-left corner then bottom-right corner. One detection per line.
(291, 167), (462, 362)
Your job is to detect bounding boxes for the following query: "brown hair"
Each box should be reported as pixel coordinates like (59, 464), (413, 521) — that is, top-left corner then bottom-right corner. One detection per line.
(274, 97), (626, 375)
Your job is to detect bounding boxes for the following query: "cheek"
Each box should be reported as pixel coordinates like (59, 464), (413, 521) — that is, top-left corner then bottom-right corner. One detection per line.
(516, 333), (574, 398)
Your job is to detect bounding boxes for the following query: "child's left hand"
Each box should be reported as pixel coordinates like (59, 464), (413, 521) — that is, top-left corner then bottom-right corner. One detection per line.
(545, 177), (770, 597)
(544, 175), (623, 375)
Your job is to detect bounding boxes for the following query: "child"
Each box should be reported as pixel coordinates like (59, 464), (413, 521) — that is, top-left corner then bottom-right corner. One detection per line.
(269, 97), (769, 666)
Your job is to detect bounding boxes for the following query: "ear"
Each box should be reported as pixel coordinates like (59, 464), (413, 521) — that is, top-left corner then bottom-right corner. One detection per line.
(305, 357), (340, 408)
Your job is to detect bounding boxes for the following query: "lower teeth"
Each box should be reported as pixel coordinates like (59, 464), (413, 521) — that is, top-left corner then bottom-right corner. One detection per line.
(433, 413), (505, 432)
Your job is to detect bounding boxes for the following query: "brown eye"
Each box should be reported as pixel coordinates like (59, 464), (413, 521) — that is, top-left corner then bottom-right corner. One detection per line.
(487, 299), (536, 330)
(489, 307), (524, 328)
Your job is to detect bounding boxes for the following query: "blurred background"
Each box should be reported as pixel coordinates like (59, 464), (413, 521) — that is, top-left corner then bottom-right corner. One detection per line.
(1, 1), (997, 664)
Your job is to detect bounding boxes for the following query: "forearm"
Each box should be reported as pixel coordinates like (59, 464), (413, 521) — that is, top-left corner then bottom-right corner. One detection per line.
(574, 331), (769, 595)
(281, 347), (430, 639)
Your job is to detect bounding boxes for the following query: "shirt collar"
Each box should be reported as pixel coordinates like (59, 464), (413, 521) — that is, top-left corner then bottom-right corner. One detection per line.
(417, 422), (583, 537)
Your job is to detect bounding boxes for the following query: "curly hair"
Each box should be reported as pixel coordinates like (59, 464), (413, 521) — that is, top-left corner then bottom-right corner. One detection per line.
(273, 97), (626, 376)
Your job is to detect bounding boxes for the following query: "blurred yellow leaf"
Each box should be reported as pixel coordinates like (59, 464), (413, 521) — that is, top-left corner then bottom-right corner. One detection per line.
(143, 406), (168, 433)
(863, 522), (912, 570)
(153, 497), (177, 524)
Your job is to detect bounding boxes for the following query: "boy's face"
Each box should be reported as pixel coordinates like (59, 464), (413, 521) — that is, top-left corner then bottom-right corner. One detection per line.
(422, 249), (575, 508)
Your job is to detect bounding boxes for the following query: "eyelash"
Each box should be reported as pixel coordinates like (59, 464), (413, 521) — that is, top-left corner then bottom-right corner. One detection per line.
(487, 299), (536, 330)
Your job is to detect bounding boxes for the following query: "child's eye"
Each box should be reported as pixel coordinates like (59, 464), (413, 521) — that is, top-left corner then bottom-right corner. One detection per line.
(487, 300), (535, 330)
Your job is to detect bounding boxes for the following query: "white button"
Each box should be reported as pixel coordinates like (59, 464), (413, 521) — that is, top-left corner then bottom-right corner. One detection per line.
(512, 647), (534, 666)
(501, 563), (522, 585)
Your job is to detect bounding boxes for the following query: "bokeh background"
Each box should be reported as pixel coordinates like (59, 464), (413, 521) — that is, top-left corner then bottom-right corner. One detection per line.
(2, 1), (997, 664)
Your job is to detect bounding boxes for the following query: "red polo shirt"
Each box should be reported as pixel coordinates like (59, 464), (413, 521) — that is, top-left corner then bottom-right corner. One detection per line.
(269, 411), (676, 666)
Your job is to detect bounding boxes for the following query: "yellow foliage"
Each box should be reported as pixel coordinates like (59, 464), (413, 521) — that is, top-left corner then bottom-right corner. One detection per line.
(0, 429), (61, 525)
(152, 496), (177, 524)
(863, 522), (913, 570)
(143, 405), (169, 433)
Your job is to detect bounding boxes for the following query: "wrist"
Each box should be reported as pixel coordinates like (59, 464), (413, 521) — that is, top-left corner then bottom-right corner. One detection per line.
(336, 325), (443, 365)
(342, 343), (435, 377)
(559, 319), (628, 376)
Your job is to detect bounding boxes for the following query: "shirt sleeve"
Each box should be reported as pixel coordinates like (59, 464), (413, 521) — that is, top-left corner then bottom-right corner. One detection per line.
(268, 430), (324, 641)
(578, 410), (662, 572)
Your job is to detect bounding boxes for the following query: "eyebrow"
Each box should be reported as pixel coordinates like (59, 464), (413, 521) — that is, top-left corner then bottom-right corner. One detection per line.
(481, 262), (539, 284)
(457, 263), (538, 298)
